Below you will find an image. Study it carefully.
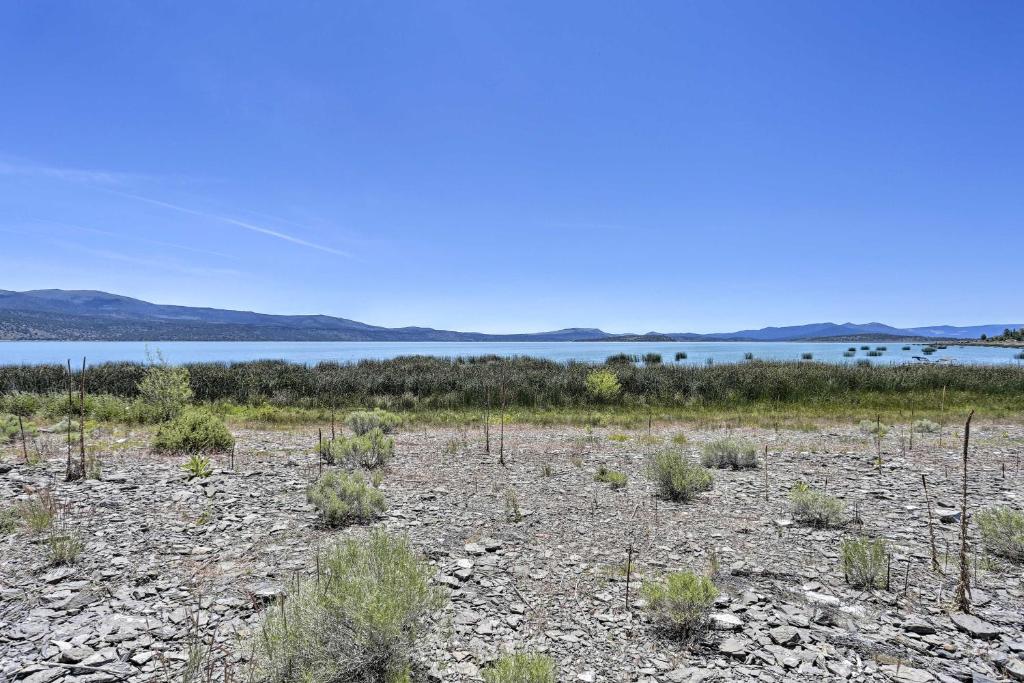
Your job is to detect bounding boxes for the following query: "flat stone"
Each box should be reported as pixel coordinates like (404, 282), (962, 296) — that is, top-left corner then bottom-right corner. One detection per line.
(951, 613), (1001, 640)
(880, 665), (934, 682)
(709, 612), (743, 631)
(903, 616), (937, 635)
(769, 625), (801, 646)
(719, 637), (747, 656)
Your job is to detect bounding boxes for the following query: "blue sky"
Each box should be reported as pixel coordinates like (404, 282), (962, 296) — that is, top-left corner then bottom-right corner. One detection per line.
(1, 1), (1021, 334)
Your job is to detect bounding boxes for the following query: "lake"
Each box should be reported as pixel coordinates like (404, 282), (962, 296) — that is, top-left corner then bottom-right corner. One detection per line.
(0, 340), (1020, 366)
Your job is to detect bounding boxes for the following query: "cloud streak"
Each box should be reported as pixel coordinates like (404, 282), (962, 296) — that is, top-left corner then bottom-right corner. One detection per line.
(109, 190), (351, 257)
(0, 159), (142, 185)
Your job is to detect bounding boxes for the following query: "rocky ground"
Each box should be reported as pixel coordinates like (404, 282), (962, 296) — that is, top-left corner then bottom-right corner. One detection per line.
(1, 418), (1023, 682)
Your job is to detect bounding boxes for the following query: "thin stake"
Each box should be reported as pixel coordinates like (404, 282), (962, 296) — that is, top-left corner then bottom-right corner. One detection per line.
(19, 416), (28, 463)
(763, 445), (769, 502)
(953, 410), (974, 613)
(624, 543), (634, 610)
(921, 474), (941, 573)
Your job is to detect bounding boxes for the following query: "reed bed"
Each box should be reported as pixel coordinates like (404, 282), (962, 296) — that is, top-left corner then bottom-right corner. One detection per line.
(2, 357), (1023, 412)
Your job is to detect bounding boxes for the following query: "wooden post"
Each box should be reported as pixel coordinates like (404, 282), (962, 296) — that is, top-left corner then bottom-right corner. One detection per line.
(19, 416), (28, 463)
(624, 543), (634, 611)
(921, 474), (941, 573)
(763, 445), (769, 502)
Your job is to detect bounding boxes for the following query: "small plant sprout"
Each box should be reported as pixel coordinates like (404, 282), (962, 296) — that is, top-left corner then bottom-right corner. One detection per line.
(594, 465), (628, 489)
(482, 653), (556, 683)
(181, 454), (213, 479)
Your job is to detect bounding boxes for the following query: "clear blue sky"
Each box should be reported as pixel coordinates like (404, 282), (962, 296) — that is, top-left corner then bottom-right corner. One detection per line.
(1, 2), (1021, 334)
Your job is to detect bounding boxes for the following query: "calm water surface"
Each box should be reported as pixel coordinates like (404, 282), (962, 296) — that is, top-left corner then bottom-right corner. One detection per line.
(0, 341), (1020, 366)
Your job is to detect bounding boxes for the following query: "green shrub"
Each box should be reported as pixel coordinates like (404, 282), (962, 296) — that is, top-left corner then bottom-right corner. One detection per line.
(482, 653), (556, 683)
(790, 483), (844, 527)
(346, 409), (400, 436)
(700, 437), (758, 469)
(181, 454), (213, 479)
(585, 369), (621, 402)
(152, 410), (234, 453)
(642, 570), (718, 638)
(137, 357), (193, 421)
(307, 471), (386, 527)
(254, 530), (445, 683)
(841, 536), (888, 588)
(49, 531), (84, 566)
(608, 433), (629, 442)
(1, 413), (24, 444)
(643, 353), (663, 365)
(801, 352), (813, 360)
(859, 420), (888, 437)
(0, 508), (17, 536)
(674, 351), (687, 361)
(321, 428), (394, 468)
(594, 465), (628, 489)
(606, 353), (638, 365)
(649, 450), (713, 502)
(976, 507), (1024, 563)
(913, 419), (940, 434)
(4, 392), (41, 417)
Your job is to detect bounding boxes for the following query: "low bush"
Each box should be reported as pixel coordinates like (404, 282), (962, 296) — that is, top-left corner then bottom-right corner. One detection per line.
(1, 413), (23, 443)
(649, 450), (713, 502)
(913, 419), (940, 434)
(841, 536), (888, 588)
(674, 351), (687, 361)
(346, 409), (400, 436)
(321, 428), (394, 468)
(859, 420), (888, 437)
(976, 507), (1024, 563)
(49, 531), (84, 566)
(482, 653), (557, 683)
(254, 530), (445, 682)
(4, 392), (41, 417)
(594, 465), (628, 489)
(137, 358), (193, 422)
(790, 482), (844, 527)
(700, 437), (758, 469)
(152, 410), (235, 453)
(18, 489), (56, 533)
(642, 570), (718, 639)
(643, 353), (663, 365)
(307, 471), (386, 527)
(0, 508), (17, 535)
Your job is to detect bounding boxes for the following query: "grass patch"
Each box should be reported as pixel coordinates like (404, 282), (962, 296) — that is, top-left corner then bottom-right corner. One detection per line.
(346, 409), (400, 436)
(594, 465), (628, 489)
(482, 654), (556, 683)
(320, 428), (394, 468)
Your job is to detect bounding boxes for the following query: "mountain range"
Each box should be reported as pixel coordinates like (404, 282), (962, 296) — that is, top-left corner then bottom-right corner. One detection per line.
(0, 289), (1017, 343)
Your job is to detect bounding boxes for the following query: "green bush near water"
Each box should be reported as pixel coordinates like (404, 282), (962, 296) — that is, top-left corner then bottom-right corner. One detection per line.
(152, 410), (234, 453)
(254, 530), (445, 683)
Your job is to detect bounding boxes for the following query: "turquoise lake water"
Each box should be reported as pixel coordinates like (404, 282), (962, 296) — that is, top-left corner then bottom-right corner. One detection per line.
(0, 341), (1020, 366)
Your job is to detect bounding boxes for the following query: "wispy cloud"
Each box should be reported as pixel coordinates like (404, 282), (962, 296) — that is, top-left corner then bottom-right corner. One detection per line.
(47, 240), (241, 278)
(108, 190), (351, 257)
(0, 159), (141, 185)
(30, 219), (241, 261)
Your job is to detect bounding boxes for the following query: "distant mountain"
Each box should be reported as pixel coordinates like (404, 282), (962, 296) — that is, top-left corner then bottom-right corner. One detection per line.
(0, 289), (1018, 343)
